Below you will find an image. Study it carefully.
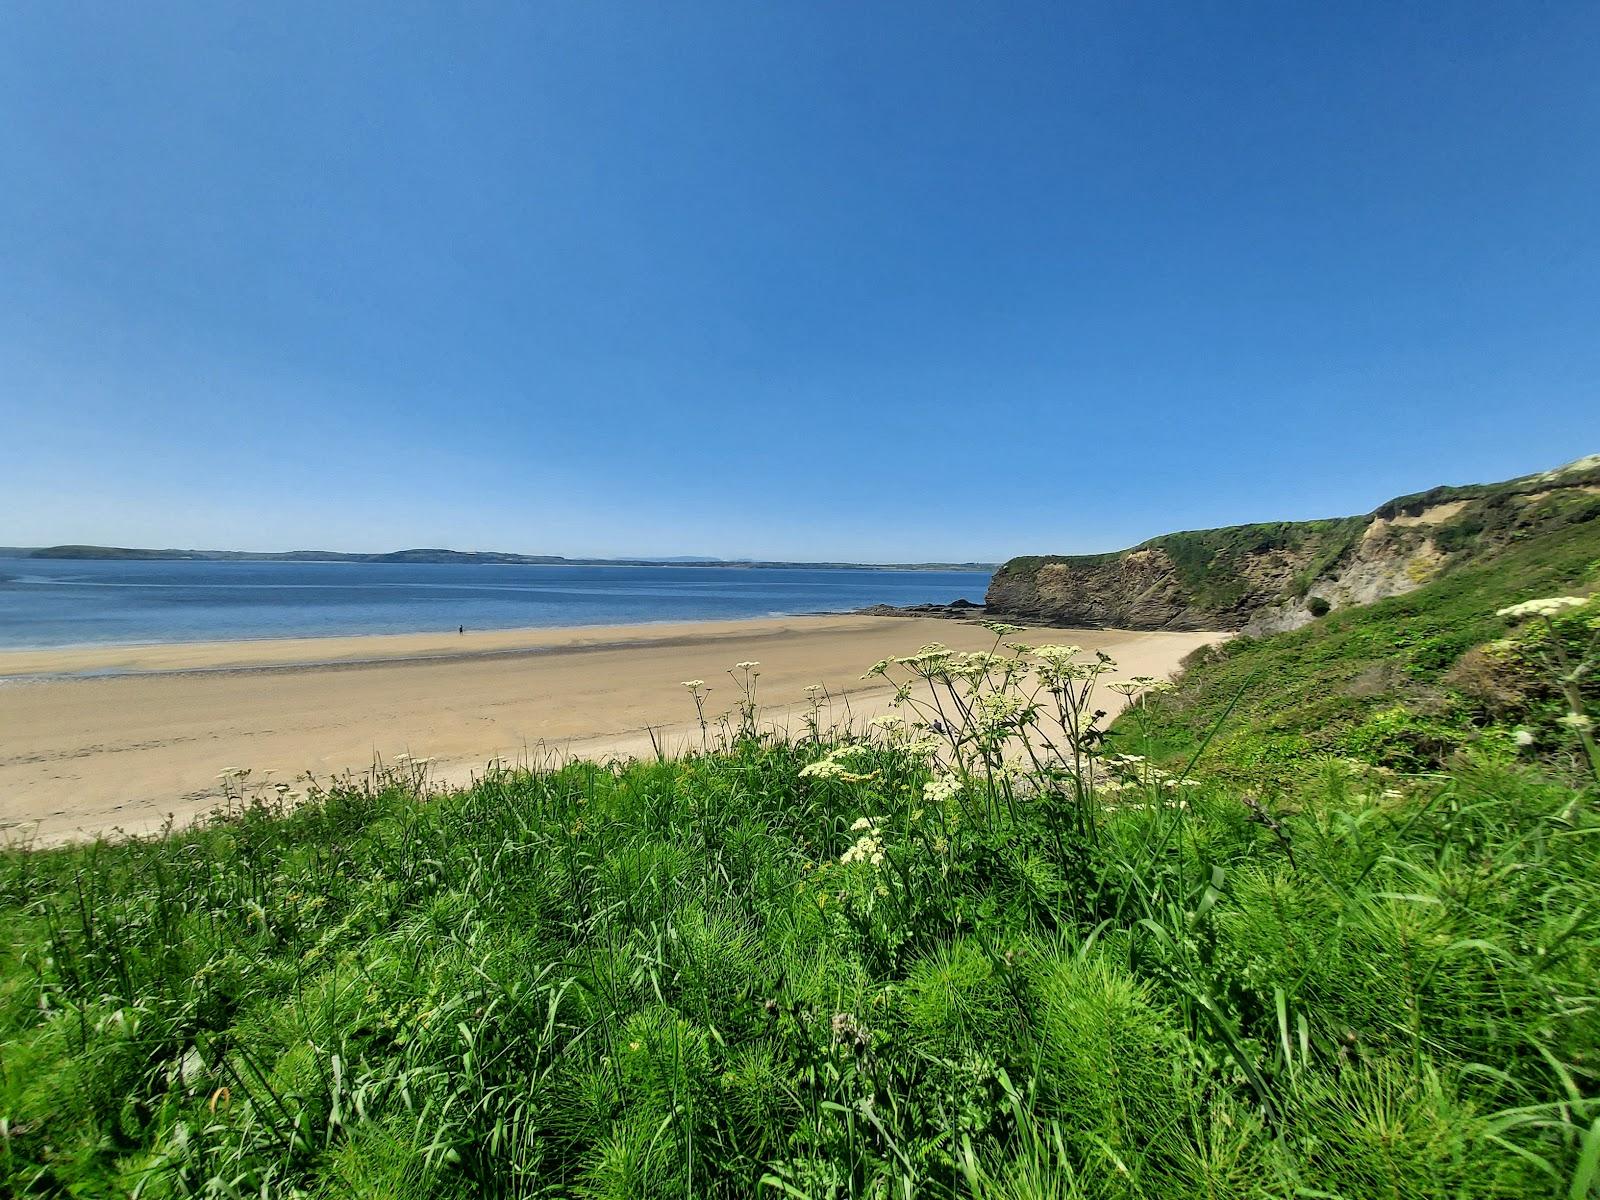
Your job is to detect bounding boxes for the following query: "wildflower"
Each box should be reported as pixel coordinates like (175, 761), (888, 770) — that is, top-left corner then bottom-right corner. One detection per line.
(840, 817), (886, 866)
(1514, 728), (1536, 747)
(734, 661), (760, 670)
(681, 679), (705, 690)
(975, 692), (1029, 733)
(800, 758), (849, 780)
(947, 651), (1011, 682)
(830, 1011), (872, 1052)
(923, 774), (961, 804)
(801, 745), (879, 783)
(839, 834), (879, 864)
(1559, 713), (1594, 732)
(1498, 596), (1590, 619)
(982, 621), (1025, 635)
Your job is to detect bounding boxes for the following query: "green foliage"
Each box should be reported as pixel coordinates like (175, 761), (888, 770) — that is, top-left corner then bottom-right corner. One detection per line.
(3, 573), (1599, 1196)
(991, 456), (1600, 624)
(1140, 517), (1600, 782)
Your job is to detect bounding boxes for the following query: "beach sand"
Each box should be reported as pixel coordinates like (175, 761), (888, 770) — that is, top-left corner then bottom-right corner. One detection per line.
(0, 615), (1221, 844)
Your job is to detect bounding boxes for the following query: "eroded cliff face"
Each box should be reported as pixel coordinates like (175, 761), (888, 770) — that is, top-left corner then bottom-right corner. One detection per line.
(987, 457), (1600, 632)
(987, 547), (1231, 630)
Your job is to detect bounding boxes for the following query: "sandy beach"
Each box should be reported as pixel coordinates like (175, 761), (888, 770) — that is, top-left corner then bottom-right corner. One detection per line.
(0, 615), (1220, 844)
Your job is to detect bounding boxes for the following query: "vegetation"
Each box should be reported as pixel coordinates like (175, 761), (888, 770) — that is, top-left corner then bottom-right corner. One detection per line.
(3, 563), (1598, 1196)
(1145, 516), (1600, 782)
(986, 454), (1600, 628)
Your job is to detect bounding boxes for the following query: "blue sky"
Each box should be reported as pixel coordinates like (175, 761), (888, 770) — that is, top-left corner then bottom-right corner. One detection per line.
(2, 2), (1596, 562)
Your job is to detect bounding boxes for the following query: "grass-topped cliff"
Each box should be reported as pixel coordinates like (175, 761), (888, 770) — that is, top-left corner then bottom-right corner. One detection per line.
(987, 454), (1600, 631)
(3, 530), (1598, 1196)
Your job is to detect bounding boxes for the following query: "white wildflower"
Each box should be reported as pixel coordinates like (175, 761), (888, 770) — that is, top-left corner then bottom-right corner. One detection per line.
(1513, 728), (1536, 747)
(1498, 596), (1590, 619)
(800, 758), (849, 780)
(1558, 713), (1594, 732)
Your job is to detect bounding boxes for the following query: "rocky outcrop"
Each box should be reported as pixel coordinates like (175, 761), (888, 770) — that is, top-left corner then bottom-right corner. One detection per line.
(988, 456), (1600, 632)
(986, 547), (1225, 630)
(855, 599), (985, 620)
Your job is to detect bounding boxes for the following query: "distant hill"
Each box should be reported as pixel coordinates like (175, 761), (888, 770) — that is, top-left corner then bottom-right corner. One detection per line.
(21, 546), (996, 571)
(25, 545), (566, 565)
(987, 454), (1600, 631)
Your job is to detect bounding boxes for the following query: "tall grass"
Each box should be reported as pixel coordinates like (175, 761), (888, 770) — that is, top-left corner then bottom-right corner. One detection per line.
(2, 614), (1597, 1198)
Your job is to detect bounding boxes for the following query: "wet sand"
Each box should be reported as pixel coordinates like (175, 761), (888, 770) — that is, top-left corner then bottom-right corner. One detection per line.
(0, 615), (1220, 844)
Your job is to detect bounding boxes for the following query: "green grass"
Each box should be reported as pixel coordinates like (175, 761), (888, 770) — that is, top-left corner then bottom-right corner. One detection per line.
(1134, 516), (1600, 783)
(4, 521), (1599, 1197)
(3, 745), (1597, 1195)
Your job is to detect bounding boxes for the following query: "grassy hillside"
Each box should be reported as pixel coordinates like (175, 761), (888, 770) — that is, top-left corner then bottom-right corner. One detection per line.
(1136, 514), (1600, 781)
(987, 454), (1600, 630)
(3, 577), (1598, 1197)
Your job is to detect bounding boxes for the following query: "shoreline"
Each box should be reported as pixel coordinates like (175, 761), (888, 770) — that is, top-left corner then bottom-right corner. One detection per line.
(0, 614), (1223, 845)
(0, 613), (969, 681)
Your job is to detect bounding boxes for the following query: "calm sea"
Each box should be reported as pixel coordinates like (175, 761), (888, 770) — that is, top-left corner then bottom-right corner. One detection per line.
(0, 558), (992, 649)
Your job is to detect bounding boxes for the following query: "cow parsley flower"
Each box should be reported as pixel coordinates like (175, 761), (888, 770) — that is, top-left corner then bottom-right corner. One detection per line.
(1498, 596), (1590, 619)
(800, 758), (849, 780)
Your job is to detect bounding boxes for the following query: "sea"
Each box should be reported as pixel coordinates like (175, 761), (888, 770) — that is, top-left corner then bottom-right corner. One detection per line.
(0, 558), (993, 649)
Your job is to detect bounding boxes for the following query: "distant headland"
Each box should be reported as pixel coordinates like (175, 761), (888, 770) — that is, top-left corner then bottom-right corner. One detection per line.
(14, 545), (996, 571)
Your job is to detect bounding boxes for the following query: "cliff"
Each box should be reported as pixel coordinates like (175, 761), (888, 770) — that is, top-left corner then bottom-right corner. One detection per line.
(986, 455), (1600, 632)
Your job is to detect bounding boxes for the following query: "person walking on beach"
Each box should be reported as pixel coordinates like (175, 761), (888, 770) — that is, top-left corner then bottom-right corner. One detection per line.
(458, 625), (465, 635)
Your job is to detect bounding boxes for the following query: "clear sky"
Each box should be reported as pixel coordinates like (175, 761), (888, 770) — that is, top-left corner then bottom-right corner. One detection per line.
(2, 3), (1597, 562)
